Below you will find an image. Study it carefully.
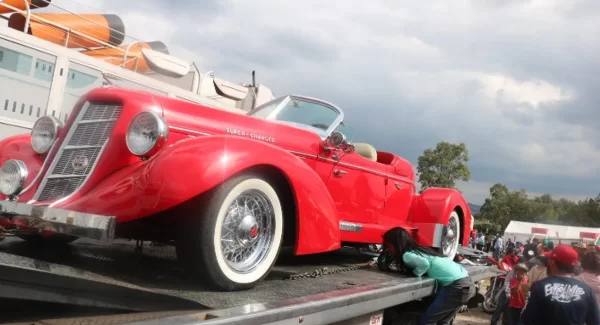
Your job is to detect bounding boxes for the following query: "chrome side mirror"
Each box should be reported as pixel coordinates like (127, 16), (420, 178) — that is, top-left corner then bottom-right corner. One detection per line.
(326, 131), (347, 148)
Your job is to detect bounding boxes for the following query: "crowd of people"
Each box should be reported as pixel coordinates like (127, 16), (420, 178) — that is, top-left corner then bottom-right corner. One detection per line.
(377, 227), (600, 325)
(486, 236), (600, 325)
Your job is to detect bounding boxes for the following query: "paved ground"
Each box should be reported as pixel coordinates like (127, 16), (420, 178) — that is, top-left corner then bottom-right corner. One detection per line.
(455, 280), (494, 325)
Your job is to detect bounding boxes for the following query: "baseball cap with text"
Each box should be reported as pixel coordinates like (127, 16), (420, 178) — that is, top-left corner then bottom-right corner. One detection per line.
(544, 244), (579, 266)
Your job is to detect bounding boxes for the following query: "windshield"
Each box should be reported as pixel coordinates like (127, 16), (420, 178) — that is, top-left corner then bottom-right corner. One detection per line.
(248, 96), (341, 137)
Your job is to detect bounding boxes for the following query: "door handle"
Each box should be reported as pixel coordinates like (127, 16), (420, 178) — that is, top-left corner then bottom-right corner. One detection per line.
(395, 182), (402, 189)
(334, 169), (348, 176)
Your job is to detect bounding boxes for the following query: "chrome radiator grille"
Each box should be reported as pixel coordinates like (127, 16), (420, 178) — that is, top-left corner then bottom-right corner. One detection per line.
(35, 102), (123, 201)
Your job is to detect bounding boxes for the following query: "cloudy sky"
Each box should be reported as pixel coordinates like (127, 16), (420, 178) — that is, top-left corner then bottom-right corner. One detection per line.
(51, 0), (599, 204)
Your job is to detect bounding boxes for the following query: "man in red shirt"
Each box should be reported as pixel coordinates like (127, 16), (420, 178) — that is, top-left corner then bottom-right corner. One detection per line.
(506, 263), (528, 324)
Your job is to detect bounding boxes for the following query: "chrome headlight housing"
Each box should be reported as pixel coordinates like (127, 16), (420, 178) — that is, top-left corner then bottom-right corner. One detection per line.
(0, 160), (28, 196)
(31, 116), (62, 154)
(125, 111), (168, 156)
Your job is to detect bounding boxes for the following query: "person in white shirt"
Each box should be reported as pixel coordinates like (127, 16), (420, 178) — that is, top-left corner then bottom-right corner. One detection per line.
(494, 236), (504, 260)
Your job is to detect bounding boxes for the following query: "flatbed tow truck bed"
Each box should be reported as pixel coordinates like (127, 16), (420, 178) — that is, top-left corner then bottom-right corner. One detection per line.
(0, 237), (498, 325)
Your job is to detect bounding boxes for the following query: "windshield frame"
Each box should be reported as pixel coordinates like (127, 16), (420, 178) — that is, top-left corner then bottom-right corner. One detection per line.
(248, 95), (345, 140)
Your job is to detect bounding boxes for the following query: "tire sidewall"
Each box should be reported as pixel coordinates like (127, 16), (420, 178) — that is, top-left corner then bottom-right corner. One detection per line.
(212, 177), (283, 285)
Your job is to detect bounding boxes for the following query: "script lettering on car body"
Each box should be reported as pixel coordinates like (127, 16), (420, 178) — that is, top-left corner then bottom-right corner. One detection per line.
(225, 128), (275, 143)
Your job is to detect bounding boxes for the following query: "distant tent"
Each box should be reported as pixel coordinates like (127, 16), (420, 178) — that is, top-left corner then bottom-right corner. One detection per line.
(503, 221), (600, 244)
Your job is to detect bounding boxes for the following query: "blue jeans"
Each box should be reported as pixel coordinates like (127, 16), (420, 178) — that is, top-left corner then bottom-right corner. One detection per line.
(491, 290), (507, 324)
(419, 278), (472, 325)
(494, 247), (501, 260)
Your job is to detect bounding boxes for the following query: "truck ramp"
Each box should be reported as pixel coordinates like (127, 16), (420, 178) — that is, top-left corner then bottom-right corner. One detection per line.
(0, 237), (499, 324)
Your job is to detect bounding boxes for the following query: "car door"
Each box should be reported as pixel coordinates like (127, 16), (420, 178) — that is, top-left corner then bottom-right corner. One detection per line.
(382, 156), (416, 226)
(381, 163), (415, 226)
(325, 151), (387, 243)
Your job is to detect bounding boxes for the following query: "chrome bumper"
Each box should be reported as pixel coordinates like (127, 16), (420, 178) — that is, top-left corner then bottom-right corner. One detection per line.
(0, 201), (115, 242)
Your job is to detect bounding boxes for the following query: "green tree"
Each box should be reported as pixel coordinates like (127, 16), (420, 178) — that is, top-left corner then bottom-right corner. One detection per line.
(478, 183), (600, 232)
(417, 142), (471, 191)
(478, 183), (531, 231)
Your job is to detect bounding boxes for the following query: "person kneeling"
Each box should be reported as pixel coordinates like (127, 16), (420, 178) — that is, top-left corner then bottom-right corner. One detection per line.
(378, 227), (475, 325)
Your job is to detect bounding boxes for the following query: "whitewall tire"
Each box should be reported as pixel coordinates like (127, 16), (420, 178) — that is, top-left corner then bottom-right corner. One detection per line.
(176, 174), (283, 291)
(441, 210), (461, 260)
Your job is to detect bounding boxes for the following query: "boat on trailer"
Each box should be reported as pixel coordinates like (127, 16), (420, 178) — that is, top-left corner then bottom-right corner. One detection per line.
(0, 0), (275, 141)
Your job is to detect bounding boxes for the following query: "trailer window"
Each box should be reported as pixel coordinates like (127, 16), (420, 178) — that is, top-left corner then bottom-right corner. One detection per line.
(0, 45), (32, 76)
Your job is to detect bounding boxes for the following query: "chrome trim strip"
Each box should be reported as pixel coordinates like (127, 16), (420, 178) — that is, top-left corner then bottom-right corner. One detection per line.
(18, 132), (64, 197)
(0, 201), (115, 242)
(168, 126), (211, 136)
(336, 160), (414, 184)
(340, 221), (363, 232)
(64, 145), (103, 150)
(78, 118), (117, 124)
(46, 174), (86, 179)
(288, 150), (317, 159)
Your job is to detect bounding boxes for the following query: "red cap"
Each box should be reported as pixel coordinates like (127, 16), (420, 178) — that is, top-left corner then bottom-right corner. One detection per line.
(545, 244), (579, 266)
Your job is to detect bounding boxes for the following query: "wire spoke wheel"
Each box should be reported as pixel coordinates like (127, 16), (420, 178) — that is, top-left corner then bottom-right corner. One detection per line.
(220, 189), (276, 273)
(441, 211), (461, 260)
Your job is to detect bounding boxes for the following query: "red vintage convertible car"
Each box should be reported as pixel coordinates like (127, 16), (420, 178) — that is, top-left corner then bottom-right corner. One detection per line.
(0, 87), (472, 290)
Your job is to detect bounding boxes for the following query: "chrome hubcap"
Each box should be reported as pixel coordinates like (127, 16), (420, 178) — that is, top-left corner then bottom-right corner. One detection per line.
(442, 217), (458, 256)
(220, 189), (275, 273)
(236, 214), (260, 248)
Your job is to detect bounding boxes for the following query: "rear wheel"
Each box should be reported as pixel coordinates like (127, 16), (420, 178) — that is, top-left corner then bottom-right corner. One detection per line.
(441, 210), (461, 260)
(176, 174), (283, 291)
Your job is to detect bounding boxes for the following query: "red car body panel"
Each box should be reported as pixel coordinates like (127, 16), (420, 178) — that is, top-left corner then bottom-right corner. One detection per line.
(0, 87), (472, 254)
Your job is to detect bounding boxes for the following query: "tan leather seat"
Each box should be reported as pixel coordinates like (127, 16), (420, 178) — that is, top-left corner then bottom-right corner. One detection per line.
(354, 143), (377, 162)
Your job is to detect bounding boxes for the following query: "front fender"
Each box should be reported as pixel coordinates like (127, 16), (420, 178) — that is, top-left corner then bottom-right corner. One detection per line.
(64, 136), (340, 255)
(409, 188), (471, 247)
(148, 136), (340, 254)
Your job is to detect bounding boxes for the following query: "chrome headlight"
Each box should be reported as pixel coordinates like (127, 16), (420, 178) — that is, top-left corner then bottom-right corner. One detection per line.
(31, 116), (62, 154)
(125, 111), (168, 156)
(0, 160), (28, 196)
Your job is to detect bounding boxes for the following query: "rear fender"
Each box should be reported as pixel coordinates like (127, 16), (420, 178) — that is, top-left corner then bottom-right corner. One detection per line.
(133, 136), (340, 255)
(409, 188), (471, 247)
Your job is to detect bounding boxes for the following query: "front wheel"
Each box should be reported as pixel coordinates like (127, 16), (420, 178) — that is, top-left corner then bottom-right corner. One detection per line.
(176, 174), (284, 291)
(481, 287), (498, 314)
(441, 210), (461, 260)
